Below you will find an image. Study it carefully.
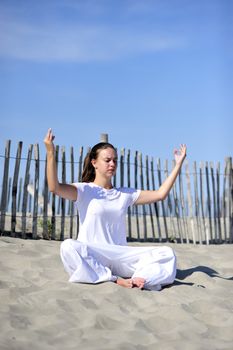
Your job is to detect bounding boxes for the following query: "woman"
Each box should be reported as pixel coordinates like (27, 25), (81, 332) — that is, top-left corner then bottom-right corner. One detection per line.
(44, 128), (186, 291)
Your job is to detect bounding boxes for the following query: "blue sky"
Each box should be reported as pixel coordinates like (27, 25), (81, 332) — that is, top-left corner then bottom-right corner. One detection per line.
(0, 0), (232, 165)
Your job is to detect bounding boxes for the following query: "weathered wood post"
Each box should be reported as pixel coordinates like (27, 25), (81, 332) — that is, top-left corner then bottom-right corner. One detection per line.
(0, 140), (11, 233)
(172, 160), (183, 243)
(139, 153), (147, 241)
(100, 133), (108, 143)
(179, 164), (189, 243)
(7, 177), (12, 212)
(165, 160), (176, 242)
(22, 144), (33, 238)
(0, 140), (11, 234)
(151, 157), (162, 241)
(205, 161), (213, 243)
(76, 146), (84, 239)
(32, 144), (40, 239)
(134, 150), (140, 240)
(200, 162), (208, 244)
(225, 157), (233, 243)
(193, 161), (201, 243)
(51, 145), (59, 240)
(11, 141), (23, 236)
(157, 158), (168, 241)
(43, 155), (49, 239)
(210, 162), (218, 243)
(60, 146), (66, 240)
(17, 177), (23, 212)
(127, 149), (132, 240)
(146, 155), (155, 241)
(69, 146), (74, 239)
(120, 148), (125, 188)
(216, 162), (222, 242)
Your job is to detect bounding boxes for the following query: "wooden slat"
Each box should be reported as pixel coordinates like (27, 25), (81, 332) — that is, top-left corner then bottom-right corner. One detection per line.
(76, 147), (84, 239)
(127, 149), (132, 241)
(222, 158), (228, 242)
(164, 160), (177, 242)
(7, 177), (12, 212)
(151, 157), (162, 241)
(28, 179), (33, 213)
(157, 158), (168, 241)
(43, 156), (49, 239)
(185, 161), (196, 244)
(113, 147), (117, 188)
(139, 153), (147, 241)
(78, 146), (84, 182)
(205, 161), (213, 243)
(134, 150), (140, 240)
(32, 143), (40, 239)
(200, 162), (209, 244)
(0, 140), (11, 234)
(172, 160), (183, 243)
(230, 158), (233, 243)
(69, 146), (74, 239)
(60, 146), (66, 241)
(178, 165), (189, 243)
(51, 145), (59, 240)
(216, 161), (222, 242)
(146, 155), (155, 241)
(193, 161), (201, 244)
(11, 141), (23, 236)
(210, 162), (218, 243)
(120, 148), (125, 187)
(17, 177), (23, 212)
(22, 144), (33, 238)
(226, 157), (232, 243)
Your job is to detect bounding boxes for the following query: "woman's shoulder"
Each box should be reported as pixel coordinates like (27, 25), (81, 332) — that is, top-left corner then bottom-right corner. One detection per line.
(118, 187), (140, 194)
(72, 182), (94, 191)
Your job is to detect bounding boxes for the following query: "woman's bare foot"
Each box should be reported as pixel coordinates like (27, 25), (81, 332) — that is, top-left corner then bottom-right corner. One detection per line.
(116, 277), (146, 289)
(116, 278), (133, 288)
(132, 277), (146, 289)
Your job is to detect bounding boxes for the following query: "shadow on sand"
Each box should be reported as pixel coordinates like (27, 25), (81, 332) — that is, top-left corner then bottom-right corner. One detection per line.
(170, 266), (233, 288)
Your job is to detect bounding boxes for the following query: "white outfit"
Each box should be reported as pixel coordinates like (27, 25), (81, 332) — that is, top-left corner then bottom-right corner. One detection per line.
(60, 183), (176, 291)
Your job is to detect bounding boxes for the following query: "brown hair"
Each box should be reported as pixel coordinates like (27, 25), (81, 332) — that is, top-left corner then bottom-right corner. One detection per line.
(81, 142), (116, 182)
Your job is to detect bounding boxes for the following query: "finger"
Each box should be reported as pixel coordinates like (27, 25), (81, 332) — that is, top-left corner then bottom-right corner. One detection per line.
(48, 128), (55, 142)
(45, 128), (52, 140)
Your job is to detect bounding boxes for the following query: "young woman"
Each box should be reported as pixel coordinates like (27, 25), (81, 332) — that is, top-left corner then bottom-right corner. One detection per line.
(44, 128), (187, 290)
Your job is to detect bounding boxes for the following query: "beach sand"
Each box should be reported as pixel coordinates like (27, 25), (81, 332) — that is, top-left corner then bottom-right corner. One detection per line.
(0, 237), (232, 350)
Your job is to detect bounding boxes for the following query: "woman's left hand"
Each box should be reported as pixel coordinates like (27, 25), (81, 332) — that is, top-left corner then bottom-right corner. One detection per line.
(174, 144), (187, 165)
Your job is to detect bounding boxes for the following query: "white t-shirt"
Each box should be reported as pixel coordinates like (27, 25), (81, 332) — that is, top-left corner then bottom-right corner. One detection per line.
(73, 182), (141, 246)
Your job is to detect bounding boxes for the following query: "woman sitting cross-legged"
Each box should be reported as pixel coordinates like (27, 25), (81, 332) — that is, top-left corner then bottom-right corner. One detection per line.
(44, 128), (186, 291)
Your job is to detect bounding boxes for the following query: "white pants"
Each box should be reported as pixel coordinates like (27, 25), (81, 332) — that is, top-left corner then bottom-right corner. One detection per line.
(60, 239), (177, 291)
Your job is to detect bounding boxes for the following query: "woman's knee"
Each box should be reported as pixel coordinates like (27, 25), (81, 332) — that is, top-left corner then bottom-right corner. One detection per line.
(60, 239), (85, 256)
(60, 238), (77, 256)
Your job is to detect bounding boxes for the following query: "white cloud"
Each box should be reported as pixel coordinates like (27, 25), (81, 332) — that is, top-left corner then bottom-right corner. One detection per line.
(0, 18), (183, 63)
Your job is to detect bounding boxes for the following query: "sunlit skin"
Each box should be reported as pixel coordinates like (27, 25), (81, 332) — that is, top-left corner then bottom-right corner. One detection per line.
(44, 128), (187, 289)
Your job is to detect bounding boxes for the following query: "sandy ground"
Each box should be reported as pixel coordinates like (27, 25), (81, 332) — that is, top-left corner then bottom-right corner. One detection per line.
(0, 237), (233, 350)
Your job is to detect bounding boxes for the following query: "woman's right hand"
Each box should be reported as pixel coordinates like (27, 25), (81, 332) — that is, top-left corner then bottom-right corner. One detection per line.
(44, 128), (55, 153)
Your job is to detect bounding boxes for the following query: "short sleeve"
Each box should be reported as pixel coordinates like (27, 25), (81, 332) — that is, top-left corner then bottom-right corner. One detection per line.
(120, 187), (141, 207)
(72, 182), (85, 206)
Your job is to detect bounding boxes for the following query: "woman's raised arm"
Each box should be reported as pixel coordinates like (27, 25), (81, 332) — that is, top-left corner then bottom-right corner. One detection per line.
(44, 128), (77, 201)
(135, 144), (187, 205)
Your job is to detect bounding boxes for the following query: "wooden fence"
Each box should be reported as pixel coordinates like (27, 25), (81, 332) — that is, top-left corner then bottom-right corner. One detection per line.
(0, 140), (232, 244)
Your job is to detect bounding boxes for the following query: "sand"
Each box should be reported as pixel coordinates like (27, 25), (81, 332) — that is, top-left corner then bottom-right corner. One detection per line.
(0, 237), (233, 350)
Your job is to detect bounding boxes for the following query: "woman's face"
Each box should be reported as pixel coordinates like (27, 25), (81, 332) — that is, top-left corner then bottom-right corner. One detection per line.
(92, 147), (118, 179)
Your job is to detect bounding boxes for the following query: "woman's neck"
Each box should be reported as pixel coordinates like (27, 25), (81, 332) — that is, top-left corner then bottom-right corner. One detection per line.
(92, 178), (113, 189)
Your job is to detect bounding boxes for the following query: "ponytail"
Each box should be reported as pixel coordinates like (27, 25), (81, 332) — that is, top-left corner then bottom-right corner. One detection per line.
(81, 152), (95, 182)
(81, 142), (116, 183)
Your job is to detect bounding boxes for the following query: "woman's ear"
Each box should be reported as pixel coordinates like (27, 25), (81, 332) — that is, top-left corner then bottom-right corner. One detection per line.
(91, 159), (97, 169)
